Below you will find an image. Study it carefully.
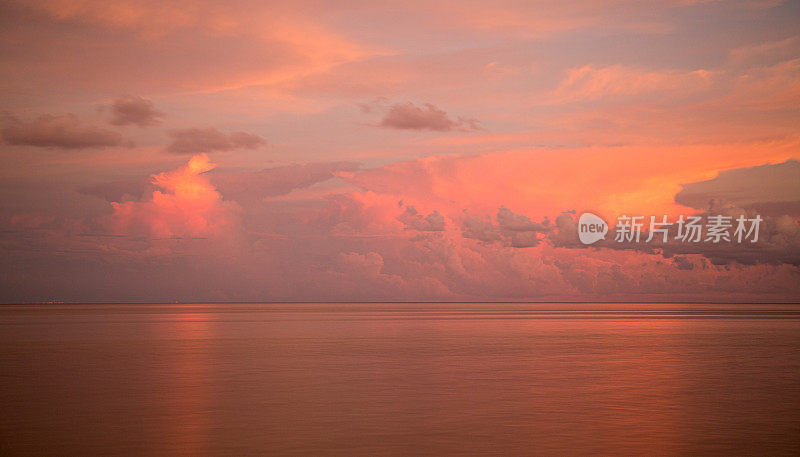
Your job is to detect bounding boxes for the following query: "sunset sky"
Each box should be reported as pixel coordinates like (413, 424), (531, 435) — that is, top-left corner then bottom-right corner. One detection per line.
(1, 0), (799, 302)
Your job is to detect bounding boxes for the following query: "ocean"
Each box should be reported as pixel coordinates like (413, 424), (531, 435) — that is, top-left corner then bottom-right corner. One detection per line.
(1, 303), (799, 456)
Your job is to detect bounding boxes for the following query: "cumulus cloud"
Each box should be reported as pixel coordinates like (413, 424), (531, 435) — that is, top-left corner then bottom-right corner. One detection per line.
(109, 95), (162, 126)
(322, 249), (453, 300)
(315, 191), (405, 235)
(497, 206), (550, 232)
(379, 102), (479, 131)
(340, 145), (800, 265)
(398, 206), (446, 231)
(166, 128), (266, 154)
(462, 216), (503, 243)
(547, 211), (582, 248)
(338, 251), (385, 276)
(1, 114), (123, 149)
(462, 206), (551, 247)
(5, 172), (800, 302)
(672, 255), (704, 271)
(108, 154), (240, 238)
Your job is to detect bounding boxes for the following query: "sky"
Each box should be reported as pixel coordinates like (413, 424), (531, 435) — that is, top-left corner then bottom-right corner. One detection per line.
(0, 0), (799, 302)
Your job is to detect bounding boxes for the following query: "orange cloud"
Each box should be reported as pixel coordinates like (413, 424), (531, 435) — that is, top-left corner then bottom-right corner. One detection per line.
(346, 141), (800, 221)
(108, 154), (239, 238)
(2, 0), (374, 96)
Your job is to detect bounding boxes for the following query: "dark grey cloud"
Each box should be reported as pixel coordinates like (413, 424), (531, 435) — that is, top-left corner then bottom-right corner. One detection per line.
(497, 206), (550, 232)
(547, 212), (582, 248)
(212, 161), (360, 201)
(675, 159), (800, 215)
(166, 128), (266, 154)
(399, 206), (446, 232)
(672, 255), (707, 271)
(462, 206), (551, 247)
(462, 216), (503, 243)
(379, 102), (479, 131)
(2, 114), (123, 149)
(78, 178), (152, 203)
(109, 95), (162, 126)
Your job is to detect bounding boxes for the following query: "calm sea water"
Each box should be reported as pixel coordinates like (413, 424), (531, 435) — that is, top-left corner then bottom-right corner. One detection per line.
(1, 303), (799, 456)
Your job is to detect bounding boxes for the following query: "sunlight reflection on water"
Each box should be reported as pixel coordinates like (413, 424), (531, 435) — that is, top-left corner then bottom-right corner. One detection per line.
(1, 303), (799, 456)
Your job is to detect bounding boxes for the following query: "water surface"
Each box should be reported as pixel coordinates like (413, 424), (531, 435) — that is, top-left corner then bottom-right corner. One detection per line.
(1, 303), (799, 456)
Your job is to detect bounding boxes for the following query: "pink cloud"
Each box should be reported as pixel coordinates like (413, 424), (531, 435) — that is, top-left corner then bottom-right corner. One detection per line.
(108, 154), (240, 238)
(550, 65), (713, 102)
